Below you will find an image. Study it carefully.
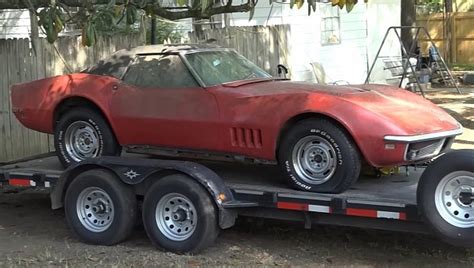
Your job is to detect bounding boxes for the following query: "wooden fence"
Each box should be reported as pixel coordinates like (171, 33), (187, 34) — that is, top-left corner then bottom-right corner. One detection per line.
(189, 25), (290, 77)
(417, 12), (474, 64)
(0, 33), (145, 162)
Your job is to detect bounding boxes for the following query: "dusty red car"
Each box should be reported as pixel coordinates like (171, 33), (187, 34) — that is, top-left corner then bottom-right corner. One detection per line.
(11, 44), (462, 193)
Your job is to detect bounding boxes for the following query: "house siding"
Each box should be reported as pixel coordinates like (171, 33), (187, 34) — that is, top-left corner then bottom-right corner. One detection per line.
(0, 9), (31, 39)
(224, 2), (369, 84)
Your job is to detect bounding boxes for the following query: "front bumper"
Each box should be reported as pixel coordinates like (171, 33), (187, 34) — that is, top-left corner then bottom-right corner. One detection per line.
(384, 127), (463, 162)
(384, 127), (463, 143)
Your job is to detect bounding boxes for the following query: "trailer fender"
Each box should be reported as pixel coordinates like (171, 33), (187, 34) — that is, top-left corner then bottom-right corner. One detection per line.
(50, 156), (238, 229)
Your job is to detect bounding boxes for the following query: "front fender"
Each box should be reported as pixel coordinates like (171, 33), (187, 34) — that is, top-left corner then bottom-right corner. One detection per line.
(299, 94), (407, 167)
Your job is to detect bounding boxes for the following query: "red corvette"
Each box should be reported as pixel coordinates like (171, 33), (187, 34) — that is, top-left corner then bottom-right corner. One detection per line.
(11, 44), (462, 193)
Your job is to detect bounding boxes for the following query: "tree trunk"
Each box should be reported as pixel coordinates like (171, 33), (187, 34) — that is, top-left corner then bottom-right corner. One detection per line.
(400, 0), (416, 53)
(444, 0), (453, 64)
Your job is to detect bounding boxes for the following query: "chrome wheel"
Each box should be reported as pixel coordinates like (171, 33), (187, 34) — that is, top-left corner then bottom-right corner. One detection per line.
(64, 121), (100, 162)
(292, 136), (337, 185)
(435, 171), (474, 228)
(155, 193), (197, 241)
(76, 187), (115, 232)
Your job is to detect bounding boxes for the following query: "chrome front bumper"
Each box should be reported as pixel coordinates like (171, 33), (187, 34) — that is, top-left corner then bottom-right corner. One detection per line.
(383, 127), (463, 143)
(384, 126), (463, 162)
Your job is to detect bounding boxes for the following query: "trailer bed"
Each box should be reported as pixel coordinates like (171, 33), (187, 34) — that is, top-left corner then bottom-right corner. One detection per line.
(0, 155), (420, 203)
(0, 155), (423, 223)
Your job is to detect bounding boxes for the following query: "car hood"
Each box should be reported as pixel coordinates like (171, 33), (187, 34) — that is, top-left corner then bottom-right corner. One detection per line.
(220, 80), (461, 135)
(221, 79), (368, 95)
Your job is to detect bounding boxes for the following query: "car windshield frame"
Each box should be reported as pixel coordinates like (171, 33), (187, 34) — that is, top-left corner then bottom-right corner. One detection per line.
(180, 48), (273, 87)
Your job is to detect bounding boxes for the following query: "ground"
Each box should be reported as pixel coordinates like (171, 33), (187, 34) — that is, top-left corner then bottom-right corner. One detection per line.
(0, 89), (473, 267)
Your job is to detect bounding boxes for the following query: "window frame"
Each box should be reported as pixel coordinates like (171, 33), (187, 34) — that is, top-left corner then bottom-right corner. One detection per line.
(320, 4), (341, 46)
(120, 52), (205, 89)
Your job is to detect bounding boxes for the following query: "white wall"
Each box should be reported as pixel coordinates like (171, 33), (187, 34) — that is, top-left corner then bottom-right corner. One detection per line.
(223, 2), (370, 84)
(0, 10), (31, 39)
(366, 0), (402, 84)
(284, 3), (368, 84)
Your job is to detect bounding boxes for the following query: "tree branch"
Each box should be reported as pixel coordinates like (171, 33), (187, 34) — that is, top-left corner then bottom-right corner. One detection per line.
(0, 0), (252, 20)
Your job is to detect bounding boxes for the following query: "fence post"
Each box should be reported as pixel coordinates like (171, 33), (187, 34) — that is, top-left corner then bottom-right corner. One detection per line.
(451, 12), (457, 64)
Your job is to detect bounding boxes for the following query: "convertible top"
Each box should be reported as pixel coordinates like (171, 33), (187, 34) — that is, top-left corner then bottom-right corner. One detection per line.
(84, 43), (222, 79)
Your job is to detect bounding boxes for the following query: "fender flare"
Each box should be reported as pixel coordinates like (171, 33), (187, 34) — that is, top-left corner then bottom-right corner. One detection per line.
(50, 156), (238, 229)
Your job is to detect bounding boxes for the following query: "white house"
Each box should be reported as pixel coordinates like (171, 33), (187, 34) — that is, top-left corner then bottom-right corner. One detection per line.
(220, 0), (401, 84)
(0, 9), (32, 39)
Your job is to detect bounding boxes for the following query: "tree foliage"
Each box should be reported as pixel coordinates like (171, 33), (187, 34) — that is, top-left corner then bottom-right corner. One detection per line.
(0, 0), (367, 46)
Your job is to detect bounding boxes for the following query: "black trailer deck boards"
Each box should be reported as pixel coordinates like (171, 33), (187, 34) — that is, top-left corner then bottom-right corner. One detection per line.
(0, 155), (424, 224)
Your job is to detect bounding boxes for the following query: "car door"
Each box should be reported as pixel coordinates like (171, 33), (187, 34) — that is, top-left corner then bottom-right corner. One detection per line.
(109, 53), (221, 151)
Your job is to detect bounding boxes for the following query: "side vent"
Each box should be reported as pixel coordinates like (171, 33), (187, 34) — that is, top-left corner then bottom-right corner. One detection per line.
(230, 127), (263, 149)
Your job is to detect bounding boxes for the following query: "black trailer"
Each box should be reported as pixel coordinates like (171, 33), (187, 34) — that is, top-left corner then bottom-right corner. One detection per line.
(0, 150), (472, 253)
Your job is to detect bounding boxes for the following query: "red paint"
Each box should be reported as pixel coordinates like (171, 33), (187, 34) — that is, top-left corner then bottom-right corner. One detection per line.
(11, 72), (460, 167)
(399, 212), (407, 220)
(8, 179), (31, 187)
(346, 208), (378, 218)
(277, 202), (308, 211)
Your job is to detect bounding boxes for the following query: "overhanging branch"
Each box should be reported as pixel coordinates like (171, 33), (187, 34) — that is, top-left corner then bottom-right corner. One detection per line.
(1, 0), (253, 20)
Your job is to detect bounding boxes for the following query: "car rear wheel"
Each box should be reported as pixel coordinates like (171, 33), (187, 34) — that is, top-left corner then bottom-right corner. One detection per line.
(278, 118), (361, 193)
(55, 108), (120, 167)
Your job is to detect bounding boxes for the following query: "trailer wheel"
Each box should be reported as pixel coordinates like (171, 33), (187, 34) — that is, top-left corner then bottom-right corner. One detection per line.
(64, 169), (137, 245)
(142, 174), (219, 253)
(417, 150), (474, 247)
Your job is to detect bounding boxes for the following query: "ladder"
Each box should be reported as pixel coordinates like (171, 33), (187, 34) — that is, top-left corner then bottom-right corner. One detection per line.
(365, 26), (462, 97)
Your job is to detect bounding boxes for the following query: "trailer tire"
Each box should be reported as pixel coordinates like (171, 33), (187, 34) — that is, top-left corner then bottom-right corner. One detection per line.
(417, 150), (474, 247)
(64, 169), (137, 245)
(142, 174), (219, 254)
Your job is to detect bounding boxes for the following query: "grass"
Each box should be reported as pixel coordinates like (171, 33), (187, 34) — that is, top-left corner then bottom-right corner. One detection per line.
(452, 63), (474, 71)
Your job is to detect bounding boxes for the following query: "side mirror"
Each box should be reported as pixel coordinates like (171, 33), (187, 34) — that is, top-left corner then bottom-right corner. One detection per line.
(277, 64), (289, 78)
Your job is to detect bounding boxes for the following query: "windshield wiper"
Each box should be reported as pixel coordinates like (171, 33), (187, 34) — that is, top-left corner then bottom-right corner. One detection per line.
(222, 77), (289, 87)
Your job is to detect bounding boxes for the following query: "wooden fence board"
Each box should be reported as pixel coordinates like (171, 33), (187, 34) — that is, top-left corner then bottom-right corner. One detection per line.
(417, 11), (474, 64)
(0, 33), (145, 162)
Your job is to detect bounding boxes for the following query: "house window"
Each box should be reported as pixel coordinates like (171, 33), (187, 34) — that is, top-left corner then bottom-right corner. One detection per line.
(320, 4), (341, 45)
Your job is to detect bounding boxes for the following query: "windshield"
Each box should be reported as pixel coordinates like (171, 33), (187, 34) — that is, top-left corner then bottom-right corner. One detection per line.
(184, 50), (272, 86)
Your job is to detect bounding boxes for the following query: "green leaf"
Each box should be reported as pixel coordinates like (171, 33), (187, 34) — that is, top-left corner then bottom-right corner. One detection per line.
(346, 0), (356, 12)
(290, 0), (295, 9)
(106, 0), (116, 9)
(338, 0), (346, 9)
(201, 0), (208, 13)
(177, 0), (187, 6)
(307, 0), (316, 15)
(295, 0), (304, 9)
(248, 6), (255, 21)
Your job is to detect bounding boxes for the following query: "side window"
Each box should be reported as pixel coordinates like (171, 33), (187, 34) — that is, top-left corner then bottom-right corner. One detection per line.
(86, 51), (133, 79)
(123, 54), (199, 88)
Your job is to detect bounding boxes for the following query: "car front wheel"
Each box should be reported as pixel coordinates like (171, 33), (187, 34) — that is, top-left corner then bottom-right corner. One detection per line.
(278, 118), (361, 193)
